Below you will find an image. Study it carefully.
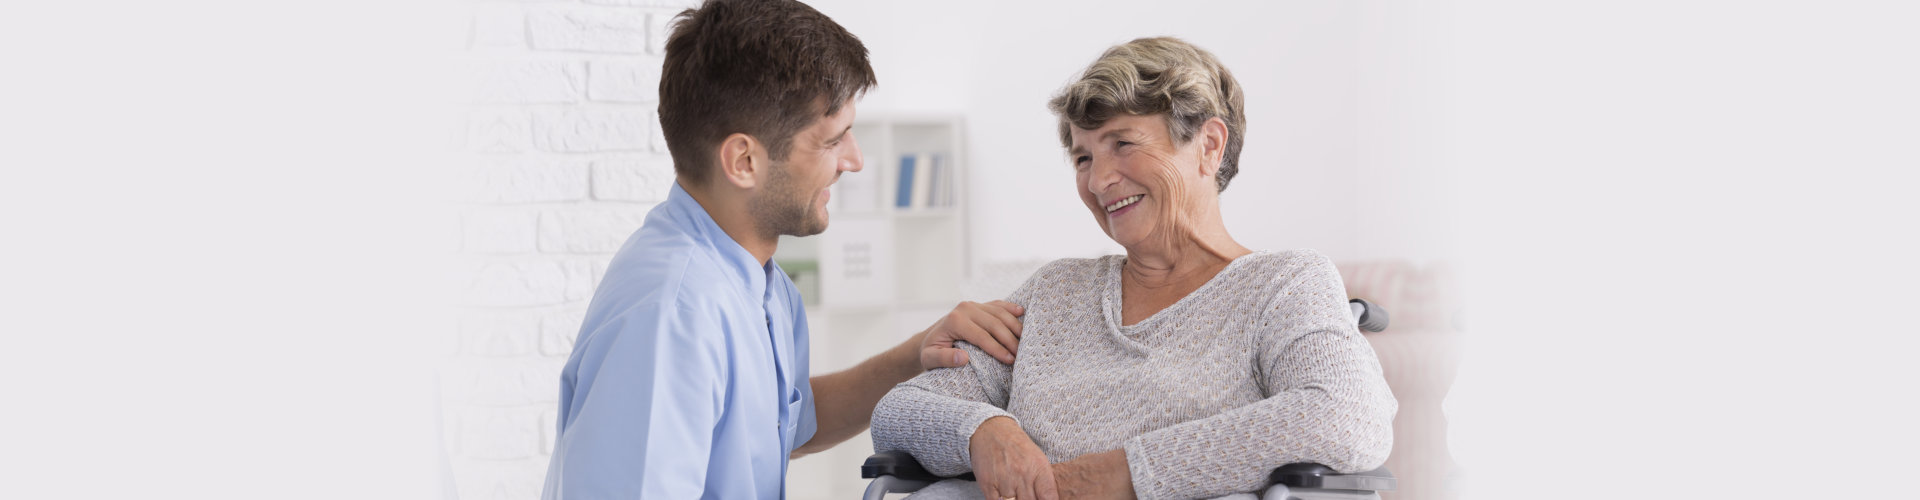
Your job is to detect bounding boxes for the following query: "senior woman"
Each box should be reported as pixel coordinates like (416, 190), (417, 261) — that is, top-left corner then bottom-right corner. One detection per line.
(869, 37), (1396, 500)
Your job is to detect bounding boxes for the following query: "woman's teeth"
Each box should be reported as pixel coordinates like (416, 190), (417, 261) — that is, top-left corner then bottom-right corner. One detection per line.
(1105, 195), (1143, 213)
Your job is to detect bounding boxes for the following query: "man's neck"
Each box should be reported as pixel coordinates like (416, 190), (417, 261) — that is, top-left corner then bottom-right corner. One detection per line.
(682, 180), (777, 265)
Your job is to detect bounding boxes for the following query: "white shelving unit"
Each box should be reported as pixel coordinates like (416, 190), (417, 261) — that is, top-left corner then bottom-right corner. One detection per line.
(774, 114), (971, 499)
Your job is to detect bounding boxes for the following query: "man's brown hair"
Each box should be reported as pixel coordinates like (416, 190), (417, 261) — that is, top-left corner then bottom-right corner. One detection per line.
(659, 0), (877, 185)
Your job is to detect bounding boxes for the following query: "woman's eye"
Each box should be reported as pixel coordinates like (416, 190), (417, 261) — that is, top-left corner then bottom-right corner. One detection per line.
(1115, 141), (1133, 148)
(1075, 155), (1091, 166)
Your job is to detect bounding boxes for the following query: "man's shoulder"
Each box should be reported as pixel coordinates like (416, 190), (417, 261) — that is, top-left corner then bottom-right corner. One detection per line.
(602, 212), (743, 297)
(578, 221), (739, 345)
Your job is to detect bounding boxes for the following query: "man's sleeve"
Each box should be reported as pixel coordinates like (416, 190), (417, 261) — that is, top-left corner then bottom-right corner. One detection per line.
(545, 302), (728, 498)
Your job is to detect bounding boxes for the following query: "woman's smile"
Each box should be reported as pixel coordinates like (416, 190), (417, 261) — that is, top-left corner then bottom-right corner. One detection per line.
(1104, 194), (1145, 217)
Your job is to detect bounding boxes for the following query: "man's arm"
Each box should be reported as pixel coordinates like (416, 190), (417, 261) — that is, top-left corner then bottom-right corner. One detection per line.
(793, 300), (1024, 457)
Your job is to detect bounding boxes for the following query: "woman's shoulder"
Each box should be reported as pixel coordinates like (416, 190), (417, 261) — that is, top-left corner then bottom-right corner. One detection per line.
(1005, 256), (1118, 302)
(1022, 256), (1116, 286)
(1034, 255), (1123, 275)
(1230, 248), (1345, 295)
(1236, 248), (1338, 276)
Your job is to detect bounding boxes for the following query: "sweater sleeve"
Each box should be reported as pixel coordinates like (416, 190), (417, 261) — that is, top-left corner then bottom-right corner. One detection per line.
(1121, 251), (1398, 500)
(869, 341), (1016, 476)
(869, 267), (1049, 476)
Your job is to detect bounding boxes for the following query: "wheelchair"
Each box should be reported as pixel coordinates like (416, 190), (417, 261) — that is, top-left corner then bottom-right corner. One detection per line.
(858, 299), (1397, 500)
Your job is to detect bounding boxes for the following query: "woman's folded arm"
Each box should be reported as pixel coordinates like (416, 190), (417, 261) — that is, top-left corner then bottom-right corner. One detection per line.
(869, 340), (1018, 477)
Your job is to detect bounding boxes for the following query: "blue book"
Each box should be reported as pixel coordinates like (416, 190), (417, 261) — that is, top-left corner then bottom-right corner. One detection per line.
(896, 154), (916, 208)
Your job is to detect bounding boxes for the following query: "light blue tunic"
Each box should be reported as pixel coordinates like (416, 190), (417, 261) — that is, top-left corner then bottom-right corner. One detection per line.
(541, 182), (817, 499)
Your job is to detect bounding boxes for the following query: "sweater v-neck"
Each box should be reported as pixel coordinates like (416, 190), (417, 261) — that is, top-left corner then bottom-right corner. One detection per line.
(1102, 250), (1268, 336)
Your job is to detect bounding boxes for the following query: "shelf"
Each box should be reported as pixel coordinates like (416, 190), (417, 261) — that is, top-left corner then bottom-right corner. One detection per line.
(890, 208), (961, 219)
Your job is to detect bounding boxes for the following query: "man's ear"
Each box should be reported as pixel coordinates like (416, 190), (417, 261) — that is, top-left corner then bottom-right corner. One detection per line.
(1195, 117), (1229, 178)
(716, 133), (762, 189)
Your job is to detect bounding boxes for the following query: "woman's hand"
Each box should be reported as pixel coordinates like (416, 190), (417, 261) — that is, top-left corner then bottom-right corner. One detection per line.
(1050, 449), (1136, 499)
(969, 416), (1057, 500)
(920, 300), (1025, 370)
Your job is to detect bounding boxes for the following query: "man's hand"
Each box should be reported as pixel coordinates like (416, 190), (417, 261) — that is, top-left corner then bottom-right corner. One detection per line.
(1050, 449), (1136, 500)
(919, 300), (1024, 370)
(970, 416), (1057, 500)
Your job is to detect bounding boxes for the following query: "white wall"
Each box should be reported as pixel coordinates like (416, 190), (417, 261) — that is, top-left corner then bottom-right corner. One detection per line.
(2, 1), (453, 499)
(1436, 2), (1920, 499)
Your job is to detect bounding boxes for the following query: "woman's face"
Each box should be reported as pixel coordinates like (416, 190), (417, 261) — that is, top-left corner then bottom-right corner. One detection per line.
(1069, 113), (1212, 251)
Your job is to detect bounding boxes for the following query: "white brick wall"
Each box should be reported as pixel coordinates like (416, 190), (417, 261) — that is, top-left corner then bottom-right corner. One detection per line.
(445, 1), (696, 499)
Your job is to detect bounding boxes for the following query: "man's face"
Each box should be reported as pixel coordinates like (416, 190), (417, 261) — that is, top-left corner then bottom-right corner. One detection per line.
(751, 101), (863, 239)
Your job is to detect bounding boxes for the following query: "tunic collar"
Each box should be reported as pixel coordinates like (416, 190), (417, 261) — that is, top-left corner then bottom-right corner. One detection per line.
(664, 181), (769, 305)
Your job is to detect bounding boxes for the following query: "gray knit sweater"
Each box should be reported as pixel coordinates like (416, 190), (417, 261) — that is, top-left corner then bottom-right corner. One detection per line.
(870, 250), (1397, 500)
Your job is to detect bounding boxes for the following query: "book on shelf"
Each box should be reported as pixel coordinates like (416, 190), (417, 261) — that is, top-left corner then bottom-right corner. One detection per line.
(894, 154), (916, 209)
(938, 152), (954, 207)
(927, 153), (946, 208)
(910, 153), (933, 210)
(896, 152), (957, 210)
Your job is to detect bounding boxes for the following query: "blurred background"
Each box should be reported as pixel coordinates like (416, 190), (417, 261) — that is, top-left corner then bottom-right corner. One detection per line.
(5, 1), (1917, 499)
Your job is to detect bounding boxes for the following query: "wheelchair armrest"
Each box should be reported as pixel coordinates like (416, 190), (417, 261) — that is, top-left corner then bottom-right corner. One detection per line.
(861, 450), (976, 482)
(1270, 463), (1396, 492)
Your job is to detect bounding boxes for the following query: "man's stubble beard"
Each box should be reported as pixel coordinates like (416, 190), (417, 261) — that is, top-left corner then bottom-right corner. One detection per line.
(750, 158), (828, 241)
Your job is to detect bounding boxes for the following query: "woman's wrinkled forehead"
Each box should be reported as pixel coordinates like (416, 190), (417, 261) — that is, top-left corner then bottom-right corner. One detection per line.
(1067, 114), (1171, 155)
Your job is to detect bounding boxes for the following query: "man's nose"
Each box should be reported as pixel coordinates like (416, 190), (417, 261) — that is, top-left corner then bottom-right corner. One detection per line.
(841, 133), (864, 172)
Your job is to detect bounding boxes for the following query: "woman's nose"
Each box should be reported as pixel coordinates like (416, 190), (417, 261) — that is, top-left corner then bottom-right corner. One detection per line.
(1086, 154), (1121, 192)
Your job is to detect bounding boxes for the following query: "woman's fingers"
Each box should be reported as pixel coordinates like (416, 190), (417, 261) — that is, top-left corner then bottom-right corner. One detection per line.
(1032, 463), (1061, 500)
(979, 472), (1023, 500)
(967, 416), (1059, 500)
(1021, 451), (1058, 500)
(976, 480), (1002, 500)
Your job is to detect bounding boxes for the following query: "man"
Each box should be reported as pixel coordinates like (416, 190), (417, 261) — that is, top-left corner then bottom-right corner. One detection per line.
(539, 0), (1025, 498)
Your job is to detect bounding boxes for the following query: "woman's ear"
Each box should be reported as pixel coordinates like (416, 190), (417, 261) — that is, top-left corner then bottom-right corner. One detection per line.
(716, 133), (761, 189)
(1196, 117), (1229, 178)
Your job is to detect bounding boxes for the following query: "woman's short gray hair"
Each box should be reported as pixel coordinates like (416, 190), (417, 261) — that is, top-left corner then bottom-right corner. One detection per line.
(1048, 37), (1246, 192)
